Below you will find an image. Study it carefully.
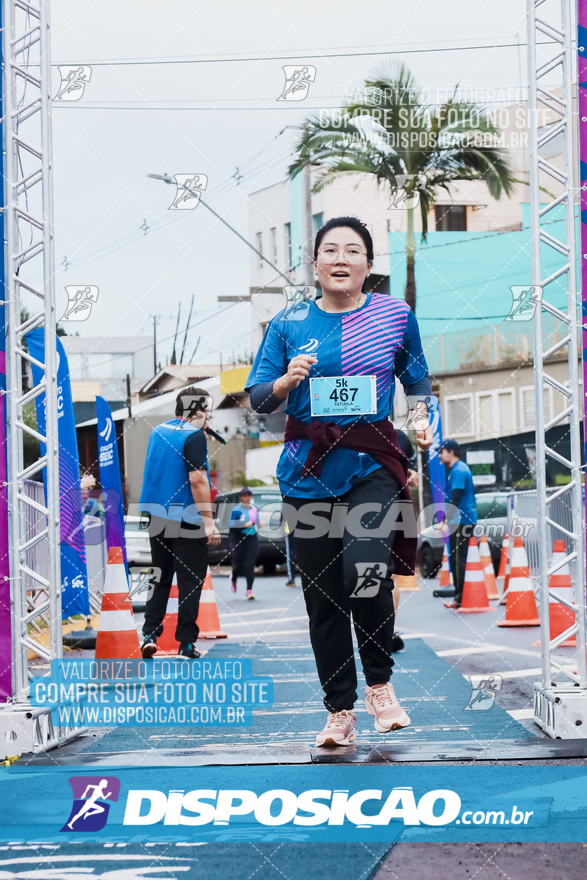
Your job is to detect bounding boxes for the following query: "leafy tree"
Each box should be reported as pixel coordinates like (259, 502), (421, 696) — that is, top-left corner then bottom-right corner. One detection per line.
(289, 63), (515, 313)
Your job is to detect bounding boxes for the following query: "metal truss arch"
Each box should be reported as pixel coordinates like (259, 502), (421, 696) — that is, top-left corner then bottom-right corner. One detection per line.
(528, 0), (587, 737)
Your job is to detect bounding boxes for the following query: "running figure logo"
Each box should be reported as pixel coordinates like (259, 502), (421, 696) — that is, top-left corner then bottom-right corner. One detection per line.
(398, 395), (434, 434)
(389, 174), (420, 210)
(169, 174), (208, 210)
(505, 285), (543, 321)
(464, 674), (503, 711)
(129, 566), (162, 602)
(351, 562), (387, 598)
(277, 66), (316, 101)
(55, 66), (92, 101)
(280, 286), (317, 322)
(60, 286), (99, 322)
(61, 776), (121, 832)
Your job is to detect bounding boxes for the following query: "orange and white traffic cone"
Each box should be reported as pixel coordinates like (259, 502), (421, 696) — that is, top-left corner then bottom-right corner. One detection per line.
(548, 540), (576, 645)
(499, 557), (511, 605)
(479, 535), (500, 600)
(157, 577), (180, 655)
(196, 569), (228, 639)
(498, 537), (511, 606)
(456, 537), (494, 613)
(95, 547), (141, 659)
(497, 536), (540, 627)
(533, 540), (576, 647)
(498, 533), (509, 579)
(439, 545), (453, 587)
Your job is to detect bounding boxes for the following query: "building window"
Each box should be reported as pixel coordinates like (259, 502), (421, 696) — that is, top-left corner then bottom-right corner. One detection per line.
(312, 212), (323, 235)
(284, 223), (292, 269)
(475, 389), (516, 437)
(270, 227), (277, 264)
(435, 205), (467, 231)
(256, 232), (263, 268)
(445, 393), (474, 436)
(519, 385), (552, 429)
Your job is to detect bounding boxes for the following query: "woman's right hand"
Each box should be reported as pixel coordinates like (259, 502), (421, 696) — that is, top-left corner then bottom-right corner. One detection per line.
(273, 355), (318, 399)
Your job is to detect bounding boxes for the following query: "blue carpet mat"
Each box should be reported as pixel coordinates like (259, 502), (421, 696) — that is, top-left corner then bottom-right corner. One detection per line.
(0, 843), (391, 880)
(79, 639), (528, 754)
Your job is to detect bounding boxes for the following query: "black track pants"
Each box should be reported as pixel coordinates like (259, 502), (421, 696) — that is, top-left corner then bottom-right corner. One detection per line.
(285, 467), (410, 712)
(143, 526), (208, 645)
(230, 532), (258, 592)
(449, 524), (469, 605)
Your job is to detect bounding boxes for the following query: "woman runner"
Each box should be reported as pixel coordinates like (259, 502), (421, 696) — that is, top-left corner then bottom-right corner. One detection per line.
(246, 216), (432, 747)
(229, 487), (262, 599)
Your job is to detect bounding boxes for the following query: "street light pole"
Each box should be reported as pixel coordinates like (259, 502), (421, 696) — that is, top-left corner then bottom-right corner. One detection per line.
(146, 174), (292, 286)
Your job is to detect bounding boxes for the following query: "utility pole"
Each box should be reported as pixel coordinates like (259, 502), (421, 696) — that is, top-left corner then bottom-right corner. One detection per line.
(152, 315), (157, 376)
(147, 172), (292, 286)
(180, 294), (195, 365)
(171, 303), (181, 365)
(301, 120), (314, 287)
(126, 374), (132, 419)
(303, 163), (314, 286)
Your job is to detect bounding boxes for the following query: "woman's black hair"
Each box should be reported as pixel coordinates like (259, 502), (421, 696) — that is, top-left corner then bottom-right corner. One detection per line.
(314, 216), (374, 263)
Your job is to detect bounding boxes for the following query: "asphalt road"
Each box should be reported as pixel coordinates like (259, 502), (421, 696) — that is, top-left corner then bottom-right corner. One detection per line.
(204, 567), (578, 740)
(23, 568), (586, 880)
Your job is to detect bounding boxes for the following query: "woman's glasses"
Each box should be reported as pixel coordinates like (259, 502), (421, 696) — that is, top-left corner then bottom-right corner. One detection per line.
(316, 245), (368, 264)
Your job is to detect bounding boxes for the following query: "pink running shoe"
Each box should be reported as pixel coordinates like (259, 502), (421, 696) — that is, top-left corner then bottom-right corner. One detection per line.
(231, 580), (237, 593)
(314, 710), (357, 747)
(364, 683), (410, 733)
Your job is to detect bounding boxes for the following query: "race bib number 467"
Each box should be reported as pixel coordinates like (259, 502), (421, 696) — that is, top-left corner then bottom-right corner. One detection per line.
(310, 376), (377, 417)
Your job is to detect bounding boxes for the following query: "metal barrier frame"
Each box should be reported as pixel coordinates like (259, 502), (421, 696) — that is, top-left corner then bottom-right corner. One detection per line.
(0, 0), (85, 750)
(528, 0), (587, 736)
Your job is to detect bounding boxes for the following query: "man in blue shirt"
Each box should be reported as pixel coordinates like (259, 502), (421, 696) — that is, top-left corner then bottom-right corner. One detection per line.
(439, 439), (477, 608)
(138, 387), (221, 659)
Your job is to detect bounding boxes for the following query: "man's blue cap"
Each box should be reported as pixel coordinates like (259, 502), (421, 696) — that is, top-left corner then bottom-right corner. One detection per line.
(239, 487), (253, 496)
(440, 439), (461, 455)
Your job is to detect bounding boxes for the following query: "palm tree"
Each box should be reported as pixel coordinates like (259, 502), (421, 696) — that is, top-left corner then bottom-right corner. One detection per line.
(288, 63), (516, 313)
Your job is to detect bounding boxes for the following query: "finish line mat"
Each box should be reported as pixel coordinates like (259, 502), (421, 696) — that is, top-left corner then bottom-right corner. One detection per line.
(39, 638), (540, 765)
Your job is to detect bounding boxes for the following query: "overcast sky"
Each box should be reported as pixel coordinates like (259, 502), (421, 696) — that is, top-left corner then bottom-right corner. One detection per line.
(47, 0), (535, 367)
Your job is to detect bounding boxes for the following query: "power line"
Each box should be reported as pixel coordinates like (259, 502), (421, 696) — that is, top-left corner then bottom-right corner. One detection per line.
(45, 39), (562, 67)
(53, 98), (525, 113)
(387, 213), (578, 257)
(85, 300), (242, 371)
(198, 198), (291, 285)
(52, 105), (365, 111)
(53, 137), (294, 273)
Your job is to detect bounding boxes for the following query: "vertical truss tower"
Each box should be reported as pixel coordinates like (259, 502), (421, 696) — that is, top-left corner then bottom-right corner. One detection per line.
(0, 0), (82, 751)
(528, 0), (587, 736)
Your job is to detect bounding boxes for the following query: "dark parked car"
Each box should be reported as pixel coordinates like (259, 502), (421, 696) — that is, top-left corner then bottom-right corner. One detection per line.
(417, 492), (509, 579)
(208, 489), (287, 574)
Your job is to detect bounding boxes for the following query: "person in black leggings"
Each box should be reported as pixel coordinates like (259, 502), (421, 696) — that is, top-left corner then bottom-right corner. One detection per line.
(229, 488), (262, 599)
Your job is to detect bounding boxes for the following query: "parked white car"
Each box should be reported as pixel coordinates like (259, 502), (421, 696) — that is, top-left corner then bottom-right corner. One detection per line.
(124, 515), (151, 567)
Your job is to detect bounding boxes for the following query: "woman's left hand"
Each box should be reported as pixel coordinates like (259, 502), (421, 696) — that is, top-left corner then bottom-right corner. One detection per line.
(407, 469), (419, 487)
(414, 421), (433, 450)
(410, 401), (433, 450)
